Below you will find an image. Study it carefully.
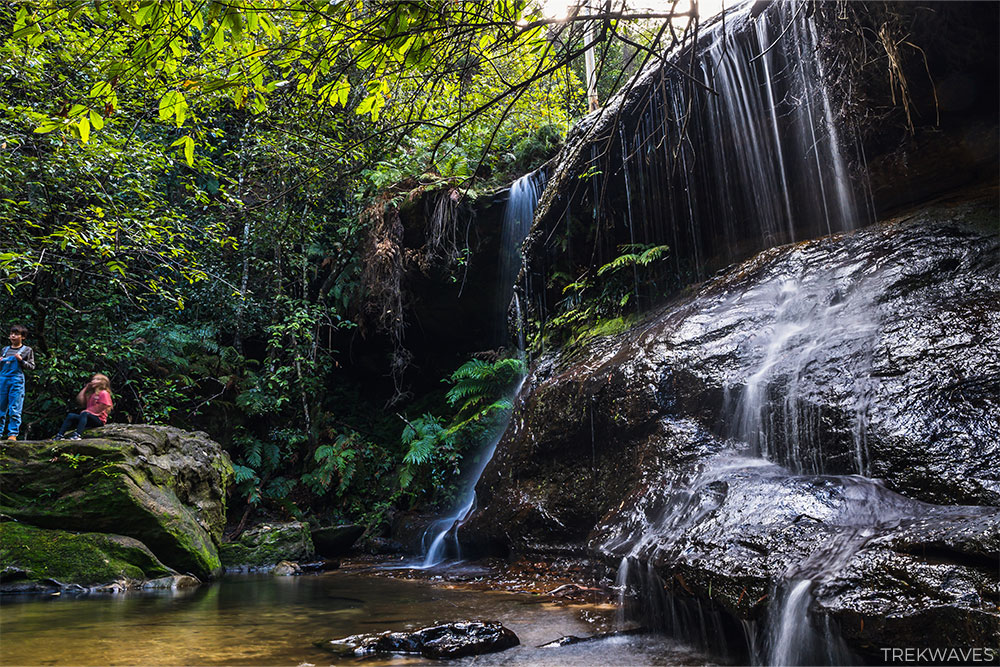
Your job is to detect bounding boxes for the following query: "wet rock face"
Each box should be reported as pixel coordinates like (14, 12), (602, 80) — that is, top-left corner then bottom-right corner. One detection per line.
(324, 621), (519, 659)
(0, 425), (233, 581)
(463, 198), (1000, 654)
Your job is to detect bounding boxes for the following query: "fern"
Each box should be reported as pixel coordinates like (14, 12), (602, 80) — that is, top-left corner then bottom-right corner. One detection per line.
(597, 244), (670, 276)
(597, 252), (640, 276)
(637, 244), (670, 266)
(233, 464), (258, 485)
(402, 414), (449, 464)
(266, 476), (295, 499)
(244, 439), (263, 468)
(446, 358), (526, 416)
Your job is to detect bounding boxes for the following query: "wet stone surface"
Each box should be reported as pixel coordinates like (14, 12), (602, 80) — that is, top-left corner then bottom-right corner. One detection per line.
(323, 621), (520, 659)
(462, 197), (1000, 658)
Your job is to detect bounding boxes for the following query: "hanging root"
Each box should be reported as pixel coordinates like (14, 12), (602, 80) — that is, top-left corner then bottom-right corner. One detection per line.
(358, 183), (472, 402)
(359, 195), (409, 400)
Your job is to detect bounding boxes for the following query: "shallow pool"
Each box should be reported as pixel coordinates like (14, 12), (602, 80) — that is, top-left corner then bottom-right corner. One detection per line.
(0, 571), (712, 666)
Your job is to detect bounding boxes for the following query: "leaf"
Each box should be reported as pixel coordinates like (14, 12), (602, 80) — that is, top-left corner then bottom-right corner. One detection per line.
(158, 91), (176, 122)
(89, 110), (105, 130)
(170, 135), (195, 166)
(77, 117), (90, 144)
(33, 121), (62, 134)
(334, 78), (350, 107)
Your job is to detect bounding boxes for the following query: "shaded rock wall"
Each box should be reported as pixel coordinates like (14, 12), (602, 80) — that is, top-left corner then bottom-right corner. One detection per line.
(521, 1), (999, 329)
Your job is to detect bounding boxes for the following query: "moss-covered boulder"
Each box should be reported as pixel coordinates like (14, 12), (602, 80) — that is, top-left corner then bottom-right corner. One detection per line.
(0, 522), (177, 593)
(0, 425), (233, 580)
(220, 521), (314, 569)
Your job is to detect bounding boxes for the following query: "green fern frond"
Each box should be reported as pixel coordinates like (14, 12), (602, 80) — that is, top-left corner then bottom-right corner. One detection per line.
(597, 253), (640, 276)
(233, 464), (258, 484)
(398, 466), (414, 489)
(403, 436), (437, 465)
(244, 440), (263, 468)
(636, 244), (670, 266)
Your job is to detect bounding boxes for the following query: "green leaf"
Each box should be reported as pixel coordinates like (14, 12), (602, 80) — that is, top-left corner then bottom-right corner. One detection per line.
(77, 117), (90, 144)
(33, 121), (62, 134)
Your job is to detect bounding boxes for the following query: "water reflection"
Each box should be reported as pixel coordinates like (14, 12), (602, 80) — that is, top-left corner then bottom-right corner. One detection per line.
(1, 571), (710, 666)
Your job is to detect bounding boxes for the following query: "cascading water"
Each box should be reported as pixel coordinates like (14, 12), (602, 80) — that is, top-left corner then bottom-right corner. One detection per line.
(593, 2), (892, 664)
(496, 170), (546, 347)
(553, 0), (871, 303)
(416, 171), (543, 568)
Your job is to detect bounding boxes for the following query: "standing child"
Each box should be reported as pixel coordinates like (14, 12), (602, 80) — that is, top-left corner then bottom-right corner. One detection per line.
(55, 374), (114, 440)
(1, 324), (36, 441)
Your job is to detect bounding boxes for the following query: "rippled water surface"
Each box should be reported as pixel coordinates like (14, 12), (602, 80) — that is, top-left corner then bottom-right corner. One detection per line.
(1, 571), (711, 666)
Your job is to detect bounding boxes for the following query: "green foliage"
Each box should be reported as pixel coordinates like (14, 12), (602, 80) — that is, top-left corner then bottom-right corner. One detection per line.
(0, 0), (688, 528)
(302, 433), (359, 497)
(395, 356), (526, 508)
(446, 358), (527, 419)
(532, 244), (670, 353)
(597, 244), (671, 276)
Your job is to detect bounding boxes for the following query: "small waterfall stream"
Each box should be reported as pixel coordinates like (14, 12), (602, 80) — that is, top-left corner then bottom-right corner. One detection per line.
(416, 171), (543, 568)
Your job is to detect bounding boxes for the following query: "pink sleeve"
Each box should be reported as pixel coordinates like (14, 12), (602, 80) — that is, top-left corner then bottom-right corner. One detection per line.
(97, 390), (113, 406)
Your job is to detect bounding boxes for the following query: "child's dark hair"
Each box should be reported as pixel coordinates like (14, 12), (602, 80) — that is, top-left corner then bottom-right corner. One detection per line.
(9, 324), (28, 337)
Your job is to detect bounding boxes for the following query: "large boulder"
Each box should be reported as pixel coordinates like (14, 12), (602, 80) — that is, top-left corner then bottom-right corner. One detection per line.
(220, 521), (314, 569)
(311, 524), (364, 558)
(462, 197), (1000, 657)
(0, 522), (179, 593)
(0, 425), (233, 580)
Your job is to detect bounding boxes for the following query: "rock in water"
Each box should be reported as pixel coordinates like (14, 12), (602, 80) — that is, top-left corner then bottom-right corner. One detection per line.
(324, 621), (520, 659)
(220, 521), (315, 569)
(271, 560), (301, 576)
(0, 425), (233, 580)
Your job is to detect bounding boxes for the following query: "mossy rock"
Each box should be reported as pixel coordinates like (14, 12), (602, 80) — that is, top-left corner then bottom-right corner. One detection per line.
(0, 425), (233, 580)
(0, 521), (175, 592)
(220, 521), (315, 568)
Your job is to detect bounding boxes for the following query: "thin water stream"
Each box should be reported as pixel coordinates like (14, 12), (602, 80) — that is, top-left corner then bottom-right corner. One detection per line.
(0, 571), (712, 666)
(415, 170), (544, 568)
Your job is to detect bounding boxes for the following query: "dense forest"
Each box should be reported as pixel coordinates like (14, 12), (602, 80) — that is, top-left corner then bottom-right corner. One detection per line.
(0, 1), (684, 530)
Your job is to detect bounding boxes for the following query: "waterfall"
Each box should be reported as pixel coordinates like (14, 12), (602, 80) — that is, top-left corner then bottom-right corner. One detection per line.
(496, 169), (546, 346)
(727, 270), (879, 476)
(584, 3), (885, 662)
(560, 0), (869, 297)
(415, 170), (543, 568)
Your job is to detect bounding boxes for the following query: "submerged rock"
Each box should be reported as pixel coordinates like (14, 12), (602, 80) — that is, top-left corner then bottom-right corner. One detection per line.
(462, 198), (1000, 657)
(0, 425), (233, 581)
(324, 621), (519, 659)
(0, 522), (179, 593)
(220, 521), (315, 569)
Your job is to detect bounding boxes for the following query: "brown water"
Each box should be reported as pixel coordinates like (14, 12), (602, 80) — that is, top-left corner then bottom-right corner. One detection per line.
(0, 571), (711, 666)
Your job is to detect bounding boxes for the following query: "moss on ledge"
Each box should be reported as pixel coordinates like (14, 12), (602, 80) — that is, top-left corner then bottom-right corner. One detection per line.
(0, 522), (174, 591)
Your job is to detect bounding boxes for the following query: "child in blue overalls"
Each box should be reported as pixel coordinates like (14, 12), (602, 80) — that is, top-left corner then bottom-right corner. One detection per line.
(1, 324), (36, 441)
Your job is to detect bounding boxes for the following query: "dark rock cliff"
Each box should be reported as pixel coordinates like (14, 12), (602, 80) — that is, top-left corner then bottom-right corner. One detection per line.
(461, 194), (1000, 658)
